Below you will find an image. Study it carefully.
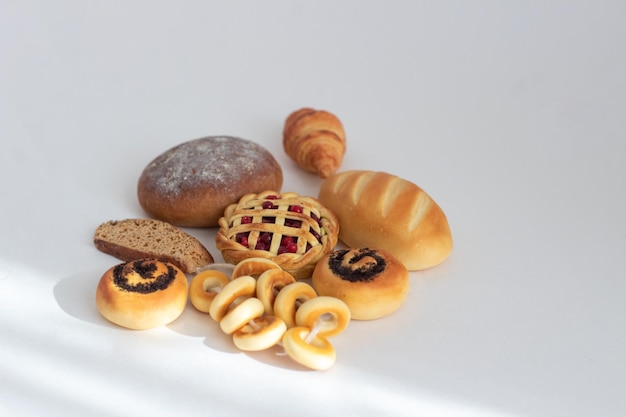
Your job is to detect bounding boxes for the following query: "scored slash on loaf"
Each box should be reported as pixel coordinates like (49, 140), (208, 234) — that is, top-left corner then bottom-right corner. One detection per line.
(318, 170), (453, 270)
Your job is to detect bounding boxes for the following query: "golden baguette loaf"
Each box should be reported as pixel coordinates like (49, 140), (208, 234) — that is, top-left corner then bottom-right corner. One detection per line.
(317, 170), (452, 270)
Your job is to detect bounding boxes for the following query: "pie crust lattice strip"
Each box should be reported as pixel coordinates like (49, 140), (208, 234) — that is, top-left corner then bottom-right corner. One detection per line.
(216, 191), (339, 279)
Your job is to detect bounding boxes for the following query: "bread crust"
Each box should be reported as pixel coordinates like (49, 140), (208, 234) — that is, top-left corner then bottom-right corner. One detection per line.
(318, 170), (452, 270)
(215, 191), (339, 279)
(312, 248), (409, 320)
(137, 136), (283, 228)
(94, 218), (214, 273)
(95, 259), (189, 330)
(283, 107), (346, 178)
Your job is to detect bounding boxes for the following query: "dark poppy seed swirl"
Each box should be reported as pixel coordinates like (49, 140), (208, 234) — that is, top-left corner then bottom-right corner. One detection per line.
(113, 259), (177, 294)
(328, 248), (387, 282)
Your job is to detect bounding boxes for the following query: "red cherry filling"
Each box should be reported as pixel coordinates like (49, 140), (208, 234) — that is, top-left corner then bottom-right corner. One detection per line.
(284, 218), (301, 228)
(262, 201), (278, 210)
(309, 228), (321, 241)
(236, 232), (249, 248)
(277, 236), (298, 254)
(285, 205), (303, 228)
(310, 213), (322, 228)
(233, 199), (323, 253)
(254, 232), (272, 250)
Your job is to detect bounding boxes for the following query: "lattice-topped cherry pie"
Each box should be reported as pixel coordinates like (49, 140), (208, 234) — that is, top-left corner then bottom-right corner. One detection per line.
(216, 191), (339, 279)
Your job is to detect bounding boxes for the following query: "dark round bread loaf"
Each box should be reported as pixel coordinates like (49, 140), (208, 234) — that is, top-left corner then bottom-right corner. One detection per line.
(138, 136), (283, 227)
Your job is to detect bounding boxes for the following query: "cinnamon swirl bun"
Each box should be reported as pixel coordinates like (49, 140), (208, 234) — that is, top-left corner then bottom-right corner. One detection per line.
(311, 248), (409, 320)
(95, 259), (188, 329)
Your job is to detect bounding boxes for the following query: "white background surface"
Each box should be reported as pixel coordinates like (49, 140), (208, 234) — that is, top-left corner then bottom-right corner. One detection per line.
(1, 1), (625, 416)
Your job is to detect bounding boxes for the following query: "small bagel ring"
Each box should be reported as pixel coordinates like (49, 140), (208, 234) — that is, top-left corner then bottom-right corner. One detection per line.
(220, 297), (265, 335)
(273, 282), (317, 328)
(189, 270), (231, 313)
(194, 262), (236, 276)
(282, 326), (336, 371)
(232, 315), (288, 351)
(256, 269), (296, 315)
(295, 296), (351, 338)
(209, 275), (257, 322)
(232, 257), (282, 279)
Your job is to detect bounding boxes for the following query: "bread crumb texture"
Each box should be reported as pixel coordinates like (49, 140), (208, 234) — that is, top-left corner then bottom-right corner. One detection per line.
(94, 219), (214, 273)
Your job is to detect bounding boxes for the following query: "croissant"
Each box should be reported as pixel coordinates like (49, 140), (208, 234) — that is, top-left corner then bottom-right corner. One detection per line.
(282, 107), (346, 179)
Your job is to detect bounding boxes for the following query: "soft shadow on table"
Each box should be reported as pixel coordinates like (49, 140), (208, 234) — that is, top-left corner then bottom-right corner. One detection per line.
(241, 346), (315, 371)
(53, 268), (111, 327)
(52, 269), (234, 351)
(171, 306), (312, 370)
(168, 303), (241, 354)
(53, 269), (308, 368)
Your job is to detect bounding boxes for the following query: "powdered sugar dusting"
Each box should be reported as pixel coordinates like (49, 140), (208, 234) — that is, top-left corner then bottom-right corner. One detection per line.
(142, 136), (278, 197)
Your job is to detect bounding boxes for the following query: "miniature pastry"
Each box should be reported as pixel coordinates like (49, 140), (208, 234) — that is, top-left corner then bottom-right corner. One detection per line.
(192, 257), (351, 369)
(294, 296), (351, 337)
(283, 107), (346, 178)
(209, 275), (257, 322)
(94, 218), (214, 274)
(282, 327), (336, 371)
(138, 136), (283, 227)
(95, 259), (188, 330)
(312, 248), (409, 320)
(318, 170), (453, 270)
(215, 191), (339, 279)
(256, 268), (296, 315)
(281, 297), (350, 371)
(219, 297), (266, 335)
(189, 270), (231, 313)
(208, 275), (287, 351)
(232, 257), (282, 279)
(273, 282), (318, 328)
(232, 316), (288, 351)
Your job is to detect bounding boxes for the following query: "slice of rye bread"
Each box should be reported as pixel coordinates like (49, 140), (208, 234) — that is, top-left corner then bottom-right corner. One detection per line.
(94, 218), (214, 273)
